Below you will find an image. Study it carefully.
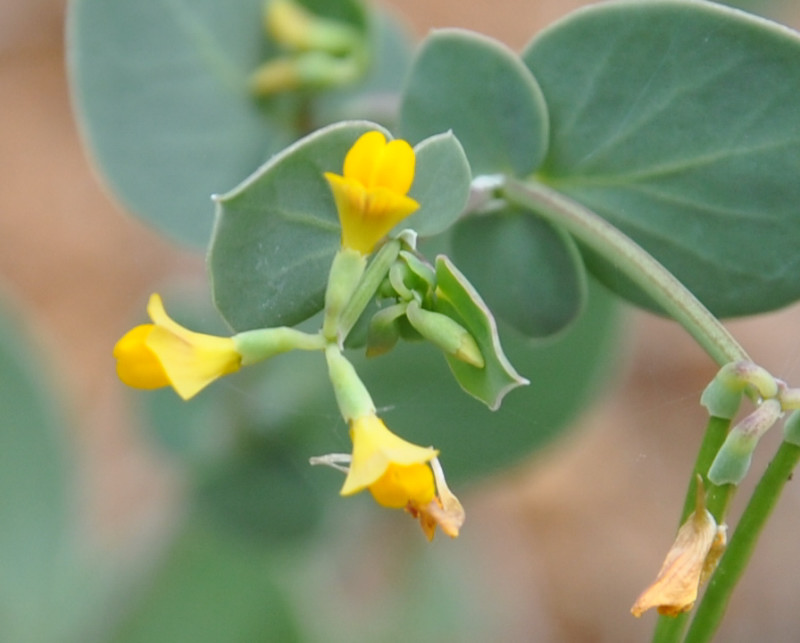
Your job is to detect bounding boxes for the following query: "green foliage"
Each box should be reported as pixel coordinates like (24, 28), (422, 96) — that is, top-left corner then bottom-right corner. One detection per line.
(523, 0), (800, 317)
(451, 205), (586, 337)
(399, 28), (549, 176)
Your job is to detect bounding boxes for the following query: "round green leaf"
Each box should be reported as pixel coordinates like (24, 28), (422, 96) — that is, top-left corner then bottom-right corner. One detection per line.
(398, 29), (549, 176)
(68, 0), (296, 246)
(452, 206), (586, 337)
(523, 0), (800, 317)
(405, 132), (472, 237)
(209, 121), (386, 330)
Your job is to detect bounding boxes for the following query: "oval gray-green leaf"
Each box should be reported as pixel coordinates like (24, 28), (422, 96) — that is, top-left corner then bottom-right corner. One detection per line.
(405, 132), (472, 237)
(452, 206), (586, 337)
(209, 120), (386, 331)
(399, 28), (549, 176)
(523, 0), (800, 317)
(67, 0), (297, 246)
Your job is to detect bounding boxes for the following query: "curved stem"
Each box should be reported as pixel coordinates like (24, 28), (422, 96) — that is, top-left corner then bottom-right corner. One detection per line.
(500, 178), (749, 366)
(682, 441), (800, 643)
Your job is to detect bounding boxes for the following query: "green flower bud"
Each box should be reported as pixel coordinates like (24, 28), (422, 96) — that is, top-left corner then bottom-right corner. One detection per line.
(366, 303), (406, 358)
(266, 0), (361, 56)
(708, 399), (783, 485)
(405, 300), (484, 368)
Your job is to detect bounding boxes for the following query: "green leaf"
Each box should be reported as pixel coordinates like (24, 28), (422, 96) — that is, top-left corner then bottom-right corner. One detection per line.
(406, 132), (472, 237)
(112, 518), (300, 643)
(523, 0), (800, 317)
(67, 0), (298, 246)
(433, 255), (529, 410)
(209, 120), (384, 330)
(451, 206), (586, 337)
(399, 28), (549, 176)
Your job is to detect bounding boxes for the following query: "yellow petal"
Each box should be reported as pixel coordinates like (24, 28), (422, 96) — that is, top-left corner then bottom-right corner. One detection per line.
(145, 294), (242, 400)
(343, 130), (387, 187)
(340, 414), (437, 496)
(113, 324), (170, 389)
(372, 138), (415, 194)
(368, 462), (436, 509)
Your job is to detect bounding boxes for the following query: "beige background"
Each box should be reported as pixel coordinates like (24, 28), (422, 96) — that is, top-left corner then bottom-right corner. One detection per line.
(3, 0), (800, 640)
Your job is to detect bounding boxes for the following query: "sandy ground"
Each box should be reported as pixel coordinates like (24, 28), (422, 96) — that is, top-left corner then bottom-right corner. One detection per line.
(3, 0), (800, 640)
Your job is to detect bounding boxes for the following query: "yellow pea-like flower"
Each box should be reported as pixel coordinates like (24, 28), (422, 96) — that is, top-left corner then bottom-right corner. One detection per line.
(113, 294), (242, 400)
(324, 131), (420, 255)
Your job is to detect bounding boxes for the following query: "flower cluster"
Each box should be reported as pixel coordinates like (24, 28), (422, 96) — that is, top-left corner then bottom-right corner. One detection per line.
(114, 131), (464, 540)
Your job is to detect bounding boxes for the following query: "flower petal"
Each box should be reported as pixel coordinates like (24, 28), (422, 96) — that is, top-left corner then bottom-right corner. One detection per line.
(343, 130), (387, 187)
(113, 324), (170, 389)
(372, 138), (415, 194)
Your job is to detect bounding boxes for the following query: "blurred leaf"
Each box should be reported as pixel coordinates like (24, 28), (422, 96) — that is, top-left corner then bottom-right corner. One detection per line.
(112, 518), (300, 643)
(209, 121), (382, 330)
(311, 8), (416, 127)
(193, 445), (325, 544)
(0, 299), (115, 643)
(399, 29), (549, 176)
(68, 0), (298, 246)
(433, 256), (529, 410)
(452, 206), (586, 337)
(523, 0), (800, 317)
(406, 132), (472, 237)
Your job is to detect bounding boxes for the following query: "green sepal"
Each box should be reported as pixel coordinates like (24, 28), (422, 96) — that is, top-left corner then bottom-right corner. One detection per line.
(322, 248), (367, 339)
(433, 255), (528, 410)
(783, 411), (800, 446)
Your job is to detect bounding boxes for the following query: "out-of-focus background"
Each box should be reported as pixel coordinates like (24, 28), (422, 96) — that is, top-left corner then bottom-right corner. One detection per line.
(3, 0), (800, 641)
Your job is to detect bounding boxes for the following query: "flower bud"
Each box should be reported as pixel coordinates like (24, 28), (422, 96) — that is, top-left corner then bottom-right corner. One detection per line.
(405, 300), (484, 368)
(707, 398), (783, 485)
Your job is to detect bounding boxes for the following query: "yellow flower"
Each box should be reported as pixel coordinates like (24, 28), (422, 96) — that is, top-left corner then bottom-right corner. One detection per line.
(312, 413), (465, 540)
(324, 131), (420, 255)
(631, 479), (727, 618)
(114, 294), (242, 400)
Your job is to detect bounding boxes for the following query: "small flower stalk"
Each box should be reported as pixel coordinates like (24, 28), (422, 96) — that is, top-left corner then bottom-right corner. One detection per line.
(631, 478), (727, 618)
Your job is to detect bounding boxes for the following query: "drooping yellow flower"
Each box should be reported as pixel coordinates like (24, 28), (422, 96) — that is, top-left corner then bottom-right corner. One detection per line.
(631, 479), (727, 618)
(341, 413), (437, 498)
(114, 294), (242, 400)
(324, 131), (420, 255)
(312, 413), (465, 540)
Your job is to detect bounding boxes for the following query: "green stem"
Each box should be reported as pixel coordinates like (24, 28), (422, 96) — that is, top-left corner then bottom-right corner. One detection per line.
(651, 416), (733, 643)
(682, 441), (800, 643)
(500, 178), (749, 367)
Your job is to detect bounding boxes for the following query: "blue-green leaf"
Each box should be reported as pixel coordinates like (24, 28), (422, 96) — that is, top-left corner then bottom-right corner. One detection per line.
(523, 0), (800, 316)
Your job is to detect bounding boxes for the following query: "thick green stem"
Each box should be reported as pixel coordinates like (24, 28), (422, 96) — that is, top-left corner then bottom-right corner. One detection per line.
(651, 416), (733, 643)
(682, 441), (800, 643)
(500, 178), (749, 367)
